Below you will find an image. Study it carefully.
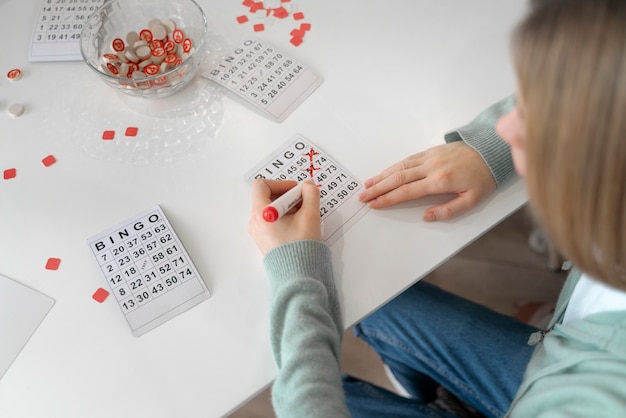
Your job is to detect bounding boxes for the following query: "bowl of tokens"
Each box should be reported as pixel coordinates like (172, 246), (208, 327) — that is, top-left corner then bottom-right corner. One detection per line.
(80, 0), (208, 98)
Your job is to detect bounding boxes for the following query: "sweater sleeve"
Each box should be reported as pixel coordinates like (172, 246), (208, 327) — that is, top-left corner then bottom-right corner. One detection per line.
(444, 95), (516, 186)
(263, 240), (350, 418)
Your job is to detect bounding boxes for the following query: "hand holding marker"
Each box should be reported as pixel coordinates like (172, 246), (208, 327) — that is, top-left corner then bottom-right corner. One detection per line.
(263, 182), (306, 222)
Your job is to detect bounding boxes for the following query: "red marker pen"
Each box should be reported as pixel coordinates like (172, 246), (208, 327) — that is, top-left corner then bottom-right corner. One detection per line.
(263, 182), (305, 222)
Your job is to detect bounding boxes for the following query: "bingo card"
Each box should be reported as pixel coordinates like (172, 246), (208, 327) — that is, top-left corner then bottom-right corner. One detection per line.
(30, 0), (105, 62)
(246, 135), (369, 245)
(202, 39), (323, 122)
(87, 206), (210, 337)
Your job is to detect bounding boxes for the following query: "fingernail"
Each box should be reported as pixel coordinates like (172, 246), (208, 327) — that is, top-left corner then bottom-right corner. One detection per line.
(424, 212), (436, 222)
(358, 191), (367, 201)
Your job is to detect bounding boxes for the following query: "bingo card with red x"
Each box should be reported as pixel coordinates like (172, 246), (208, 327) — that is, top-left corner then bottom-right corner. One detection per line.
(246, 135), (369, 244)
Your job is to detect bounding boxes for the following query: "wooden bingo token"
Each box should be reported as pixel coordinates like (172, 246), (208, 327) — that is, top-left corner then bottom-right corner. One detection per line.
(111, 38), (125, 52)
(106, 62), (120, 75)
(7, 68), (22, 81)
(182, 38), (192, 53)
(172, 28), (185, 44)
(139, 29), (153, 42)
(143, 63), (160, 76)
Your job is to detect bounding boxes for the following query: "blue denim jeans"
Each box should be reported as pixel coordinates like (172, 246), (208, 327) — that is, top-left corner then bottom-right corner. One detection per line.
(343, 281), (539, 418)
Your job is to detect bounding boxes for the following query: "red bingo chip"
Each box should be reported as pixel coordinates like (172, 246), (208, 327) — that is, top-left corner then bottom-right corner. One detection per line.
(150, 39), (163, 50)
(182, 38), (192, 53)
(152, 47), (166, 58)
(106, 62), (120, 75)
(45, 257), (61, 270)
(111, 38), (125, 52)
(172, 28), (184, 44)
(139, 29), (153, 42)
(164, 40), (176, 52)
(7, 68), (22, 80)
(143, 63), (160, 75)
(3, 168), (16, 180)
(164, 53), (178, 64)
(92, 288), (110, 303)
(42, 154), (57, 167)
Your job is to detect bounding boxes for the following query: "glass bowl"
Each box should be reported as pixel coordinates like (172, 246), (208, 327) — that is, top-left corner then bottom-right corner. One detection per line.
(80, 0), (208, 98)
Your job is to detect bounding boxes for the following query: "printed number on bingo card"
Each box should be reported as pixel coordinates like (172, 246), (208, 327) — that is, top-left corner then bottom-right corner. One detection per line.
(202, 39), (323, 122)
(87, 206), (210, 337)
(30, 0), (105, 62)
(246, 135), (369, 245)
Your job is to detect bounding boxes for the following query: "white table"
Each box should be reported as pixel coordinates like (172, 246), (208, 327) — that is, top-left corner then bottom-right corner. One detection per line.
(0, 1), (527, 416)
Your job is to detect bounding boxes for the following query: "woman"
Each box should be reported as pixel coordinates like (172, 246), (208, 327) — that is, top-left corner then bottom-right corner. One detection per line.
(248, 0), (626, 416)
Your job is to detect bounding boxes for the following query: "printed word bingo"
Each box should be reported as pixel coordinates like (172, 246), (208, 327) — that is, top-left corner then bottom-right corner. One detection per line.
(202, 39), (323, 122)
(246, 135), (369, 244)
(30, 0), (104, 62)
(87, 206), (209, 337)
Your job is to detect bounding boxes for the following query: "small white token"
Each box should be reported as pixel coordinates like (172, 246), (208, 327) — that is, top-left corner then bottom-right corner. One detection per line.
(162, 19), (176, 33)
(126, 31), (140, 46)
(151, 24), (167, 41)
(136, 45), (152, 60)
(8, 103), (25, 117)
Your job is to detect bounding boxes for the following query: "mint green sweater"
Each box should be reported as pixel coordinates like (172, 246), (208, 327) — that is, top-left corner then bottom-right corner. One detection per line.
(265, 242), (626, 417)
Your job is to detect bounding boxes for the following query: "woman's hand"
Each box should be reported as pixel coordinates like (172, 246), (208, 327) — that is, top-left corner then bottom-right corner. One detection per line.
(248, 179), (322, 255)
(358, 141), (497, 221)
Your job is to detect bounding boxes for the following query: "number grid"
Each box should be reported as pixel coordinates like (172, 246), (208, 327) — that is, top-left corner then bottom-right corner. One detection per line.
(87, 206), (209, 337)
(246, 135), (369, 244)
(30, 0), (105, 62)
(204, 39), (323, 122)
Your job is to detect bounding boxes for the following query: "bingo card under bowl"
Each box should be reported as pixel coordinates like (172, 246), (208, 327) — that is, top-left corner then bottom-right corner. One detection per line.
(80, 0), (208, 98)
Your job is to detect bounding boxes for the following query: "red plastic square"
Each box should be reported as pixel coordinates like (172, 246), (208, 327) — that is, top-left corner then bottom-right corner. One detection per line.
(92, 288), (110, 303)
(250, 1), (264, 12)
(42, 155), (57, 167)
(290, 36), (303, 47)
(125, 127), (138, 137)
(293, 11), (305, 20)
(102, 130), (115, 140)
(300, 23), (311, 31)
(242, 0), (254, 6)
(236, 15), (249, 24)
(253, 23), (265, 32)
(3, 168), (16, 180)
(45, 257), (61, 270)
(273, 7), (289, 18)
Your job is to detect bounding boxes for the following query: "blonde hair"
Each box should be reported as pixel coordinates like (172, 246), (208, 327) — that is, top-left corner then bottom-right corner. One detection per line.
(512, 0), (626, 288)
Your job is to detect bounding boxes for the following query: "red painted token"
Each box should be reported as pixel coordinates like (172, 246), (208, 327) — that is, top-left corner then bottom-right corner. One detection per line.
(125, 127), (138, 137)
(7, 68), (22, 80)
(3, 168), (16, 180)
(111, 38), (125, 52)
(172, 28), (185, 44)
(253, 23), (265, 32)
(102, 130), (115, 140)
(293, 11), (305, 20)
(92, 288), (110, 303)
(182, 38), (192, 53)
(152, 47), (166, 58)
(139, 29), (153, 42)
(45, 257), (61, 270)
(143, 63), (160, 75)
(42, 155), (57, 167)
(164, 40), (176, 52)
(300, 23), (311, 31)
(102, 53), (119, 61)
(236, 15), (249, 24)
(106, 62), (120, 75)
